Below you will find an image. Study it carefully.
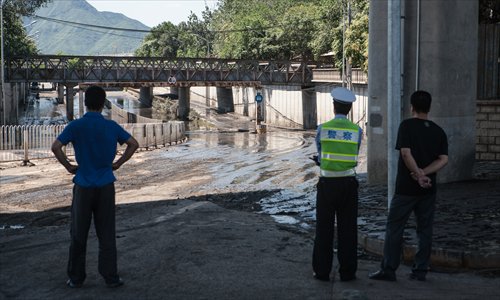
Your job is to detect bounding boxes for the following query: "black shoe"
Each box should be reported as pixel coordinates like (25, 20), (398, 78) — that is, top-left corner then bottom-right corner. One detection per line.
(66, 279), (83, 288)
(409, 271), (426, 281)
(368, 269), (396, 281)
(106, 278), (124, 288)
(313, 272), (330, 282)
(340, 274), (356, 282)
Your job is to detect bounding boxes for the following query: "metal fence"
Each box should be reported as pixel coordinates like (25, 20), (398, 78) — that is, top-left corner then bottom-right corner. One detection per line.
(0, 122), (186, 163)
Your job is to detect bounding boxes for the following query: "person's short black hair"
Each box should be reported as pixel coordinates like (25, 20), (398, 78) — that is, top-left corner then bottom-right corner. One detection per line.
(410, 90), (432, 113)
(334, 101), (352, 115)
(84, 86), (106, 110)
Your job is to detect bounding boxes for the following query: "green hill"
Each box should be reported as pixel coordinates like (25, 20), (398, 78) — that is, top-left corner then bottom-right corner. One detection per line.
(24, 0), (149, 55)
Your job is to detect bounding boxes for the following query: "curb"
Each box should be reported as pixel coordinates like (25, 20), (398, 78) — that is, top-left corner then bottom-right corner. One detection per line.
(358, 231), (500, 269)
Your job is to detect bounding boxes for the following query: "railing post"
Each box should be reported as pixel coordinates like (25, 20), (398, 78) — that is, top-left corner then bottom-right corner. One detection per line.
(22, 128), (30, 166)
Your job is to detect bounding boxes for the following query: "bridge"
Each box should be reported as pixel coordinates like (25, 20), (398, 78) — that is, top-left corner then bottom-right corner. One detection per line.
(4, 55), (358, 122)
(5, 55), (325, 87)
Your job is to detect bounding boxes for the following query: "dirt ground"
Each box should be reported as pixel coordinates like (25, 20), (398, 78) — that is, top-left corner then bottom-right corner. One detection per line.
(1, 112), (500, 299)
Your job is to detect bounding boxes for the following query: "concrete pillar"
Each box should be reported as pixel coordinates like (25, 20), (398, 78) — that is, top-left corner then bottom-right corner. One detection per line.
(139, 86), (153, 107)
(367, 0), (389, 184)
(242, 87), (249, 117)
(403, 0), (477, 181)
(78, 89), (84, 118)
(216, 87), (234, 113)
(57, 84), (64, 104)
(66, 84), (75, 121)
(367, 0), (478, 184)
(169, 86), (179, 96)
(2, 83), (16, 125)
(301, 86), (317, 129)
(13, 84), (20, 124)
(177, 87), (190, 120)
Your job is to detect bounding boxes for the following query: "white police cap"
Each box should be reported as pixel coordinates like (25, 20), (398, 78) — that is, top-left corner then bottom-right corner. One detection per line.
(331, 87), (356, 104)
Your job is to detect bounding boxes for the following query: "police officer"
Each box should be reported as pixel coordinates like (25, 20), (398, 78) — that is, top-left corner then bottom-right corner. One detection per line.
(312, 87), (362, 282)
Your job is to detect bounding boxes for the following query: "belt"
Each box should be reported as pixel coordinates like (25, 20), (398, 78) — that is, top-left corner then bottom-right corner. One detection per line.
(320, 168), (356, 177)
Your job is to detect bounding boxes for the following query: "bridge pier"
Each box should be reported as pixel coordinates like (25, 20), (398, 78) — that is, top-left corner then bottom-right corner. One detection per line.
(78, 89), (84, 118)
(139, 86), (153, 107)
(169, 86), (179, 96)
(177, 87), (190, 120)
(301, 86), (317, 129)
(216, 87), (234, 113)
(65, 84), (77, 121)
(368, 0), (478, 184)
(57, 84), (64, 104)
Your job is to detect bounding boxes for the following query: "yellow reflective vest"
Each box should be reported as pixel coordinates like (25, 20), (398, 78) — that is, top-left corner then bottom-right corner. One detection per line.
(319, 118), (360, 177)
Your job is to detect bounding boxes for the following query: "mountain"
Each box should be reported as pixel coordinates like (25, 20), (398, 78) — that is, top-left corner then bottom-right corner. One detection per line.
(24, 0), (150, 55)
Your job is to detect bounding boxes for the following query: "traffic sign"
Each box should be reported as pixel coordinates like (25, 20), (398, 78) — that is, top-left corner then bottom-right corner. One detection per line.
(255, 92), (263, 103)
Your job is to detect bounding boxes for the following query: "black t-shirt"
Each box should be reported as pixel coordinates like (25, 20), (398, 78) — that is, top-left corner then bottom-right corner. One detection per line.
(395, 118), (448, 195)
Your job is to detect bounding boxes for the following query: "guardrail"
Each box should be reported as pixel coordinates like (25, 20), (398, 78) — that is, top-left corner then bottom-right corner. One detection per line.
(312, 68), (367, 84)
(0, 122), (186, 163)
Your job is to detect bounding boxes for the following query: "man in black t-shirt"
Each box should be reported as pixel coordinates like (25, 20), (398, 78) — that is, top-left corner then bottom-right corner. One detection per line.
(369, 91), (448, 282)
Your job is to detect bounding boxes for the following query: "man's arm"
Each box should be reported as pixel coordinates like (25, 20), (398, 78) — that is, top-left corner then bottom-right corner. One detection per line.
(51, 139), (78, 174)
(400, 148), (432, 188)
(112, 136), (139, 170)
(400, 148), (421, 175)
(422, 154), (448, 175)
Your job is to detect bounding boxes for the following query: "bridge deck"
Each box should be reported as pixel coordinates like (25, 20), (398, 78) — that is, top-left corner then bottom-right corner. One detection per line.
(6, 56), (326, 86)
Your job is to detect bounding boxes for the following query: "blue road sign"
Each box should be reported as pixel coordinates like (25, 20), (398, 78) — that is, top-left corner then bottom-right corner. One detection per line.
(255, 92), (263, 103)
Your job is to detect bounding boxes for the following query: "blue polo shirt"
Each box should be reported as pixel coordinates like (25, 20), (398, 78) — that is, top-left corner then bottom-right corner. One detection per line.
(57, 112), (131, 188)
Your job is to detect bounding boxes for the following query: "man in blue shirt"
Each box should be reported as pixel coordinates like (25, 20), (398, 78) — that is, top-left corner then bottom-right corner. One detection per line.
(52, 86), (138, 288)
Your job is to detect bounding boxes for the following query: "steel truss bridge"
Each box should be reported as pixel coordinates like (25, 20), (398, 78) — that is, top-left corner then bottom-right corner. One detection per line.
(5, 55), (328, 87)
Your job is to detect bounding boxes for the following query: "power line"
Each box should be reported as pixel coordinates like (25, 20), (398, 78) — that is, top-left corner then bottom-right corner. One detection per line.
(32, 14), (328, 35)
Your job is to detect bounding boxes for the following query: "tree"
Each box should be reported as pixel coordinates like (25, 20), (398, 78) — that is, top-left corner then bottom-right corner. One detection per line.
(135, 21), (180, 57)
(135, 6), (214, 58)
(1, 0), (51, 56)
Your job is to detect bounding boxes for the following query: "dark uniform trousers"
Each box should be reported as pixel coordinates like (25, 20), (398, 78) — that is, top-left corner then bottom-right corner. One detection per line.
(313, 176), (358, 279)
(68, 183), (120, 284)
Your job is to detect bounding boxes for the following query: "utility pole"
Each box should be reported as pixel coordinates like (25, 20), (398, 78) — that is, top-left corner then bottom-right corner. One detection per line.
(1, 0), (6, 125)
(387, 0), (402, 207)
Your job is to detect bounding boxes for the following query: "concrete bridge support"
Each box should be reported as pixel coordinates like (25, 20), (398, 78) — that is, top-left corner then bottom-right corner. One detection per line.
(66, 84), (76, 121)
(177, 87), (190, 120)
(301, 87), (317, 129)
(57, 84), (64, 104)
(169, 86), (179, 97)
(1, 83), (16, 124)
(78, 89), (84, 118)
(1, 83), (27, 124)
(139, 87), (153, 107)
(367, 0), (478, 184)
(216, 87), (234, 113)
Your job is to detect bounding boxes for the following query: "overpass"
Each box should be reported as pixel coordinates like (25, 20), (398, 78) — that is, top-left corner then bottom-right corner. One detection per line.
(3, 55), (337, 121)
(5, 55), (322, 86)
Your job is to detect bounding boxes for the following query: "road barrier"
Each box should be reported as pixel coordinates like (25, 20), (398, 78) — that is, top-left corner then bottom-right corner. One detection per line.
(0, 122), (186, 163)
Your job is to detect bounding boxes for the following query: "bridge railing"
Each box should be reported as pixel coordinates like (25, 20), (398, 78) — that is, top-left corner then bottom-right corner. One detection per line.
(312, 68), (368, 84)
(5, 55), (327, 85)
(0, 122), (186, 163)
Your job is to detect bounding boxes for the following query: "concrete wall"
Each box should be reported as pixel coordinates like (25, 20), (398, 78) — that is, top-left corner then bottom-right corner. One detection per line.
(368, 0), (478, 184)
(476, 101), (500, 160)
(316, 84), (368, 134)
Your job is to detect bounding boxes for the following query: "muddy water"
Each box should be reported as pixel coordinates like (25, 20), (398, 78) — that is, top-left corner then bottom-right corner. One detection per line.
(169, 129), (367, 230)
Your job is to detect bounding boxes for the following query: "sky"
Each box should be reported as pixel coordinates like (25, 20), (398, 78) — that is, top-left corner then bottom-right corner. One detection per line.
(86, 0), (218, 28)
